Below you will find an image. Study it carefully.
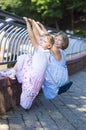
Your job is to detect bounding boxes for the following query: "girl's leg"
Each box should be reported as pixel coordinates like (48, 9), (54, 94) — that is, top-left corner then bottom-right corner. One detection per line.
(20, 91), (36, 110)
(20, 72), (42, 109)
(0, 63), (17, 79)
(20, 84), (41, 110)
(0, 54), (27, 80)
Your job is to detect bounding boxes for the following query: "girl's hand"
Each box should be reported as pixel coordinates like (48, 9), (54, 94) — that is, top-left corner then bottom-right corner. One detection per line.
(23, 17), (28, 22)
(23, 17), (32, 27)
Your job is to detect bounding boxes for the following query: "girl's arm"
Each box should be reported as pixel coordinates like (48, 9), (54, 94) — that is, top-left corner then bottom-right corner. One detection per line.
(30, 19), (42, 43)
(31, 20), (48, 44)
(37, 21), (48, 34)
(23, 17), (38, 49)
(31, 20), (47, 44)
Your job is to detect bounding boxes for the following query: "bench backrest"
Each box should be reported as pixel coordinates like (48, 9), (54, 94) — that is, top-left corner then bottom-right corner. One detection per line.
(0, 10), (86, 67)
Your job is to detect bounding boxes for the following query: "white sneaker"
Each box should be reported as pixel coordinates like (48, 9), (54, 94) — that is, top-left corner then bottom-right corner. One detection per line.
(0, 68), (16, 80)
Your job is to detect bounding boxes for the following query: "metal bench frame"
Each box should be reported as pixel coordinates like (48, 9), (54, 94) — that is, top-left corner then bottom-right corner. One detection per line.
(0, 10), (86, 75)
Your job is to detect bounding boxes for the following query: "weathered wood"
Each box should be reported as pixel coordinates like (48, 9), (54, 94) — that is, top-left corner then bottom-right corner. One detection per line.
(0, 75), (22, 114)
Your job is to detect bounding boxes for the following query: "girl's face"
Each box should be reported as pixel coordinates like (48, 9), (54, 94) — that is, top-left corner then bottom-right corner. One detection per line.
(54, 35), (64, 49)
(39, 36), (52, 49)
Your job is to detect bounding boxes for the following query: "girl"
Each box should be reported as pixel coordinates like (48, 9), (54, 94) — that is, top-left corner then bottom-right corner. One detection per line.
(0, 18), (54, 109)
(30, 21), (70, 99)
(42, 31), (69, 99)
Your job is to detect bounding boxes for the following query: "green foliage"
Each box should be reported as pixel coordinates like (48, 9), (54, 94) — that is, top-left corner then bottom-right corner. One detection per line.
(31, 0), (63, 19)
(30, 0), (63, 29)
(0, 0), (31, 17)
(0, 0), (85, 36)
(0, 0), (21, 11)
(60, 0), (86, 13)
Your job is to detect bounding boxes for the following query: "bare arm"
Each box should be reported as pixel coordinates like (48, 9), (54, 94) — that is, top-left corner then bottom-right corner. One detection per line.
(23, 17), (38, 49)
(37, 21), (48, 34)
(32, 20), (45, 35)
(31, 20), (49, 45)
(31, 20), (47, 44)
(30, 19), (42, 43)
